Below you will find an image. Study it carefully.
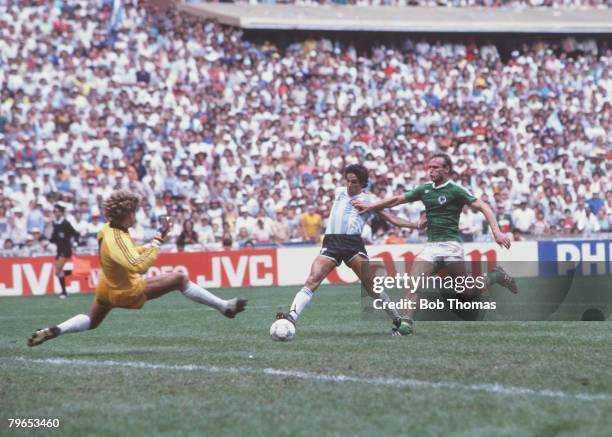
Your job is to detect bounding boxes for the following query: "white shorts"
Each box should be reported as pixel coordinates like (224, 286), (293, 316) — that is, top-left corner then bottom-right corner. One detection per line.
(417, 241), (464, 263)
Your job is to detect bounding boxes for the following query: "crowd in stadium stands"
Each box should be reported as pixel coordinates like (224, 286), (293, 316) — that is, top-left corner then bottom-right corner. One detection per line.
(215, 0), (612, 8)
(0, 0), (610, 257)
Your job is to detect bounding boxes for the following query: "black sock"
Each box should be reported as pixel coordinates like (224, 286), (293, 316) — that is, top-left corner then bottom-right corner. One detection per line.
(59, 276), (66, 294)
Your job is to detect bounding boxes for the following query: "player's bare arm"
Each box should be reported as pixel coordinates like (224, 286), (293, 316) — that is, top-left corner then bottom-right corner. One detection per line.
(470, 198), (511, 249)
(352, 194), (406, 213)
(376, 211), (427, 229)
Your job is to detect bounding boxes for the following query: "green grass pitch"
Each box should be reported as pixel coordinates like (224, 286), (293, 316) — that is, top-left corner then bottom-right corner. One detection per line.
(1, 285), (611, 436)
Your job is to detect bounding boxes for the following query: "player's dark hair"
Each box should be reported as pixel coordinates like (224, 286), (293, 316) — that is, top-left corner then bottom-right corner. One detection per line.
(344, 164), (369, 188)
(53, 203), (65, 213)
(431, 153), (453, 173)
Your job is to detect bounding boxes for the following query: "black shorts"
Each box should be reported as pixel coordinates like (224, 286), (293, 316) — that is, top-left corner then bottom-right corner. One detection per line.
(319, 234), (368, 267)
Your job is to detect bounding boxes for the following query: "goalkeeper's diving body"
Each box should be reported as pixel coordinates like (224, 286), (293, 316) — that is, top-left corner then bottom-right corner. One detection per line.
(353, 154), (518, 335)
(28, 190), (247, 347)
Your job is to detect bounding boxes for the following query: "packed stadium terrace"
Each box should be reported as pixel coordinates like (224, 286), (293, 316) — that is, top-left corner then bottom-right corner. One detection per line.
(207, 0), (611, 7)
(0, 0), (610, 257)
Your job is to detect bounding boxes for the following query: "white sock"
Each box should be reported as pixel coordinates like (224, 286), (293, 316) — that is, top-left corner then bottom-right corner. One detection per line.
(288, 287), (314, 321)
(57, 314), (91, 334)
(378, 291), (401, 321)
(181, 281), (227, 312)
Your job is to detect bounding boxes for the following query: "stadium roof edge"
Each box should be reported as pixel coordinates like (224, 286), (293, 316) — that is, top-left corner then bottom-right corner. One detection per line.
(177, 2), (612, 34)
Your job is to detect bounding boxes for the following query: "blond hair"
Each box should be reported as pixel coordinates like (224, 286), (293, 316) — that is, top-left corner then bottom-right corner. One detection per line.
(103, 190), (140, 226)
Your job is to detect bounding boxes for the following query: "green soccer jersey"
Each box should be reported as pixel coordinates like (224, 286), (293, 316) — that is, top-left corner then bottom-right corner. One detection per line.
(404, 180), (477, 242)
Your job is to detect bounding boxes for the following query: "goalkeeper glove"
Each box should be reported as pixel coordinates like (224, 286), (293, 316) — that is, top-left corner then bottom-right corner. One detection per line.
(152, 226), (171, 248)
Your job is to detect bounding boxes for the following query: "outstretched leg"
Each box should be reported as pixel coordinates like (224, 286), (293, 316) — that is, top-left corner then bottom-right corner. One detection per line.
(387, 258), (436, 336)
(144, 272), (247, 318)
(27, 271), (248, 348)
(348, 255), (403, 323)
(283, 256), (336, 323)
(445, 262), (518, 296)
(27, 299), (111, 347)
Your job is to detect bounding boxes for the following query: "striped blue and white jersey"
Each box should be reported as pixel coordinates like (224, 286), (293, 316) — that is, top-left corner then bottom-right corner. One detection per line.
(325, 188), (377, 235)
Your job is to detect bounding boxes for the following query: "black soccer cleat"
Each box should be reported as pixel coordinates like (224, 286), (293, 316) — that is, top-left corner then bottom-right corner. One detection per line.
(390, 318), (414, 336)
(27, 326), (60, 347)
(223, 298), (248, 318)
(275, 312), (296, 326)
(492, 265), (519, 294)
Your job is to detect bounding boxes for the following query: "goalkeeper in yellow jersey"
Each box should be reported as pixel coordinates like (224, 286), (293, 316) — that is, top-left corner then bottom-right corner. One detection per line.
(28, 190), (247, 347)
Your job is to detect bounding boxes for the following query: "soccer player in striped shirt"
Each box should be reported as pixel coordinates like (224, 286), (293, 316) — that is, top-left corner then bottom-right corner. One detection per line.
(28, 190), (247, 347)
(353, 154), (518, 335)
(275, 164), (425, 336)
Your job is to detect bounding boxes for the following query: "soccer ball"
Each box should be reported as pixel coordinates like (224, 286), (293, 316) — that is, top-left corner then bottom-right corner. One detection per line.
(270, 319), (296, 342)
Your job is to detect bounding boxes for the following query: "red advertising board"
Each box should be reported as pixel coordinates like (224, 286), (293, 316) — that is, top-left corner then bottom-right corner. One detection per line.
(0, 242), (539, 296)
(325, 247), (497, 284)
(0, 249), (278, 297)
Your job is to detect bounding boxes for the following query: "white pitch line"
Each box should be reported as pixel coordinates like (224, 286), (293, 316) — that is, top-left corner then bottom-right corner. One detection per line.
(6, 357), (612, 402)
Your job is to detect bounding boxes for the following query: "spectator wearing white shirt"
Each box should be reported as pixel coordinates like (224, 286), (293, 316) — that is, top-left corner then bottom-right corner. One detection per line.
(573, 201), (590, 234)
(252, 219), (271, 243)
(234, 207), (257, 238)
(577, 205), (601, 235)
(72, 210), (90, 241)
(270, 208), (291, 243)
(459, 205), (482, 242)
(85, 211), (104, 245)
(194, 215), (216, 247)
(175, 169), (194, 197)
(533, 211), (550, 237)
(511, 200), (536, 234)
(207, 199), (224, 230)
(9, 207), (28, 245)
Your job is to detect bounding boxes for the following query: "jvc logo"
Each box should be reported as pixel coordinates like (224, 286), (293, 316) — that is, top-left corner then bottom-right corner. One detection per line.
(0, 262), (82, 296)
(195, 255), (274, 288)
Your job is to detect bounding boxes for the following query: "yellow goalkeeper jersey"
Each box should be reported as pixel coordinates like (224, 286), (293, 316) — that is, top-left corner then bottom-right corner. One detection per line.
(96, 223), (159, 291)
